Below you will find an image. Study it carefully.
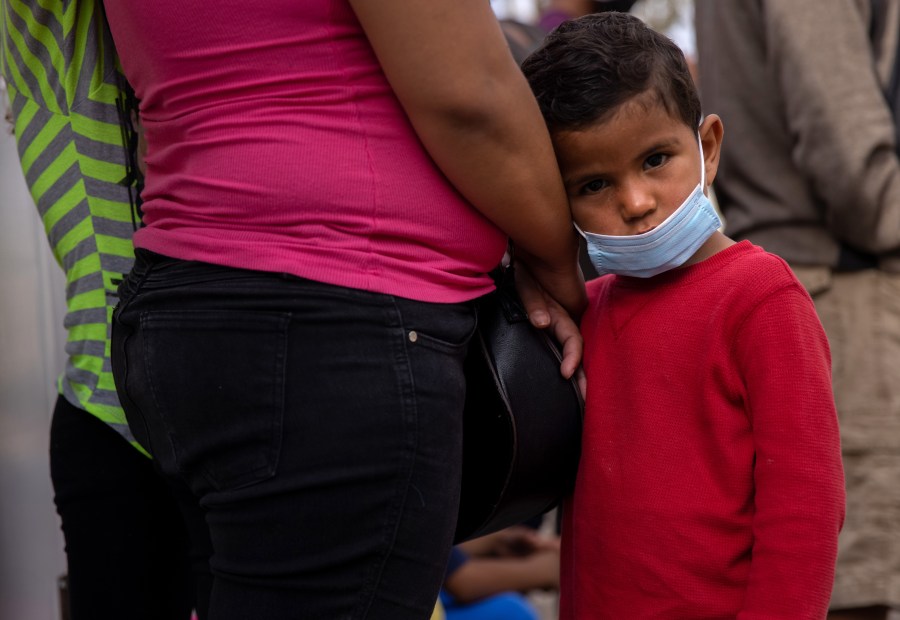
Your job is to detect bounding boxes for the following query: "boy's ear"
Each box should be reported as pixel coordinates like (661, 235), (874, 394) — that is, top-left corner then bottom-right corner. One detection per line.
(699, 114), (724, 188)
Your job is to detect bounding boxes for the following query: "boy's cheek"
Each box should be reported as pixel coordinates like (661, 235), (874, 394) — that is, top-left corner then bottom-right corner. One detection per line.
(570, 200), (599, 233)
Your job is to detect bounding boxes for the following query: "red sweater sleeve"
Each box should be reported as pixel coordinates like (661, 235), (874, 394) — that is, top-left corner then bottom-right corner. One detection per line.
(733, 284), (845, 618)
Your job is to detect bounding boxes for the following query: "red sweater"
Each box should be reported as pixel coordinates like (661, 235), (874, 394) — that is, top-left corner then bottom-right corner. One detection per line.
(561, 241), (844, 619)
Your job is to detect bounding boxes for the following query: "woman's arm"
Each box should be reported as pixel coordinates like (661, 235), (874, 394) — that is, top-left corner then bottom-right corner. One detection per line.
(348, 0), (586, 318)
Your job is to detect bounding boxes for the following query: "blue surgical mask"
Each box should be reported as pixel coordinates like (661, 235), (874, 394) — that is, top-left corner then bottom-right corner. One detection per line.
(574, 135), (721, 278)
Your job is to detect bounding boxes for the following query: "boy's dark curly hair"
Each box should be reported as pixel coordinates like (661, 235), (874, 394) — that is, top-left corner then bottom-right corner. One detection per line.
(521, 12), (700, 133)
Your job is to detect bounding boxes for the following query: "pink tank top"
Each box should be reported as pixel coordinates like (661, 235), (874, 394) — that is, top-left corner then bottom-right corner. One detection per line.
(103, 0), (506, 302)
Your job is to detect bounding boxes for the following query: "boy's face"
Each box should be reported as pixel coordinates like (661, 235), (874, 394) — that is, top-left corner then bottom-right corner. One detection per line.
(553, 94), (722, 238)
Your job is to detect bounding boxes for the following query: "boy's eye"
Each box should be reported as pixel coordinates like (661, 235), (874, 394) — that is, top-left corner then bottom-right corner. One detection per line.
(644, 153), (668, 169)
(582, 179), (608, 194)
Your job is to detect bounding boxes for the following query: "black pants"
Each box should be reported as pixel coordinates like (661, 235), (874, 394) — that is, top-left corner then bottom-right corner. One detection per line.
(111, 250), (475, 619)
(50, 396), (198, 620)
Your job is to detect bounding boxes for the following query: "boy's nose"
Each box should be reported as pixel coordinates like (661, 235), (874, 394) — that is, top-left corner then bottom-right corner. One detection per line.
(618, 184), (656, 227)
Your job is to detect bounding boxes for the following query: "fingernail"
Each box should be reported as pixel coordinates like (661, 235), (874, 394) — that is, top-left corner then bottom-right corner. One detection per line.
(531, 311), (550, 326)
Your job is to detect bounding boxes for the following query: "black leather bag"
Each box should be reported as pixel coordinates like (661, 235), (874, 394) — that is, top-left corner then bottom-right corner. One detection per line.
(454, 265), (584, 543)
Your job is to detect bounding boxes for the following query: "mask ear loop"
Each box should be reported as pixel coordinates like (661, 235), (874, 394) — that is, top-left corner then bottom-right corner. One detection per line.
(697, 125), (707, 190)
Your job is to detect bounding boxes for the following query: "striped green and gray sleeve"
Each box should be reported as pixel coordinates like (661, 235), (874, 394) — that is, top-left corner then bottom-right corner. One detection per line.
(2, 0), (143, 451)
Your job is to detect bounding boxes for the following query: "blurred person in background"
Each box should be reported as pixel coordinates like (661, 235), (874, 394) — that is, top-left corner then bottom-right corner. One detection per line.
(538, 0), (637, 33)
(1, 2), (199, 618)
(696, 2), (900, 619)
(499, 0), (638, 65)
(440, 527), (560, 620)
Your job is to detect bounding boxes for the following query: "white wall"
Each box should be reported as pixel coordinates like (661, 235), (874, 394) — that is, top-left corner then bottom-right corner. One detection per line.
(0, 83), (68, 619)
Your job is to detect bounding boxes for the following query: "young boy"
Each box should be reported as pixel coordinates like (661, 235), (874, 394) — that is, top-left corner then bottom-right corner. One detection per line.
(522, 13), (845, 619)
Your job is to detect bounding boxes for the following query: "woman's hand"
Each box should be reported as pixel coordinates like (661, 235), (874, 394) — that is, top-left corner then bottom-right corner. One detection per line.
(516, 245), (586, 324)
(515, 261), (585, 392)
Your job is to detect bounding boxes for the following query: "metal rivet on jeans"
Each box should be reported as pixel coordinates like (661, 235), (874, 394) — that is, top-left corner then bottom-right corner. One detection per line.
(408, 331), (418, 343)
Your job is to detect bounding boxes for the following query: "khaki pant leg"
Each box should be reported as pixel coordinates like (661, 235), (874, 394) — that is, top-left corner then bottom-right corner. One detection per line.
(794, 268), (900, 609)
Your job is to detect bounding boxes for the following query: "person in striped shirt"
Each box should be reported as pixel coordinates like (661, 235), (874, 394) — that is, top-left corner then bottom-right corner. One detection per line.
(1, 2), (201, 618)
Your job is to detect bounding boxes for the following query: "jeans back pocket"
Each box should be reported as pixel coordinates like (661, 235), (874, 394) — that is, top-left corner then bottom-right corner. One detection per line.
(139, 310), (289, 494)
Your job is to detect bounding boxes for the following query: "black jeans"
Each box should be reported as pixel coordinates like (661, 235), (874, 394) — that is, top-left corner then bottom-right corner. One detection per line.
(49, 396), (195, 620)
(111, 250), (476, 619)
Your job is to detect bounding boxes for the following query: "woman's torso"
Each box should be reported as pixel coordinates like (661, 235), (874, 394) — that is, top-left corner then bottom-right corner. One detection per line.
(103, 0), (506, 302)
